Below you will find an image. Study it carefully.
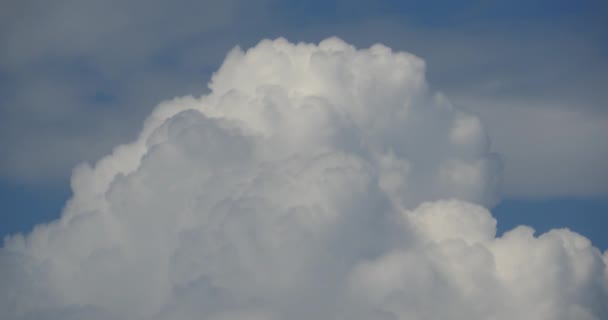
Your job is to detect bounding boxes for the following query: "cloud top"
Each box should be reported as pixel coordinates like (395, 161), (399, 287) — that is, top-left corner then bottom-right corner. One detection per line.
(1, 38), (605, 320)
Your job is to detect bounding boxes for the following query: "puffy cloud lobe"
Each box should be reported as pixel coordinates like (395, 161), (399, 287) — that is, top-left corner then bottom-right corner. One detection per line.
(1, 38), (606, 319)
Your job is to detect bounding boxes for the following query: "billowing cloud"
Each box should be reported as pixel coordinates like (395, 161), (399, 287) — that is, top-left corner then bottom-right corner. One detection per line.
(1, 38), (606, 320)
(3, 1), (607, 200)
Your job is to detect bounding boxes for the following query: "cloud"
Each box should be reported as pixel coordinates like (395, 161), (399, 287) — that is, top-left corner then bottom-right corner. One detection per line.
(0, 0), (254, 183)
(2, 1), (606, 200)
(1, 38), (606, 320)
(272, 18), (608, 198)
(460, 99), (608, 198)
(0, 0), (237, 67)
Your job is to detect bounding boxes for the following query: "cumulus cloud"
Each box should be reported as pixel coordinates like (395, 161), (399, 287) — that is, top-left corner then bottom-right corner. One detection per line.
(1, 38), (606, 320)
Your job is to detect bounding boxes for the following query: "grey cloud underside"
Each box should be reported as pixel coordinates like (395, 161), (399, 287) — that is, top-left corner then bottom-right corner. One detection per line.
(1, 38), (607, 320)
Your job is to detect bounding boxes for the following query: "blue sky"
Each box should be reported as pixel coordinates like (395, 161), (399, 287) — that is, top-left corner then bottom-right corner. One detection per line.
(1, 0), (607, 250)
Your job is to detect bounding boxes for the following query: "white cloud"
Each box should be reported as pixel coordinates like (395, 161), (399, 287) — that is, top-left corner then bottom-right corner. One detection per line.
(1, 38), (606, 320)
(2, 2), (606, 199)
(279, 18), (608, 198)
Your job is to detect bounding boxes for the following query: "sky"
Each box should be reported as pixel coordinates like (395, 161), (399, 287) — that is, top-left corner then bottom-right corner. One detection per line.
(0, 1), (607, 319)
(1, 0), (606, 246)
